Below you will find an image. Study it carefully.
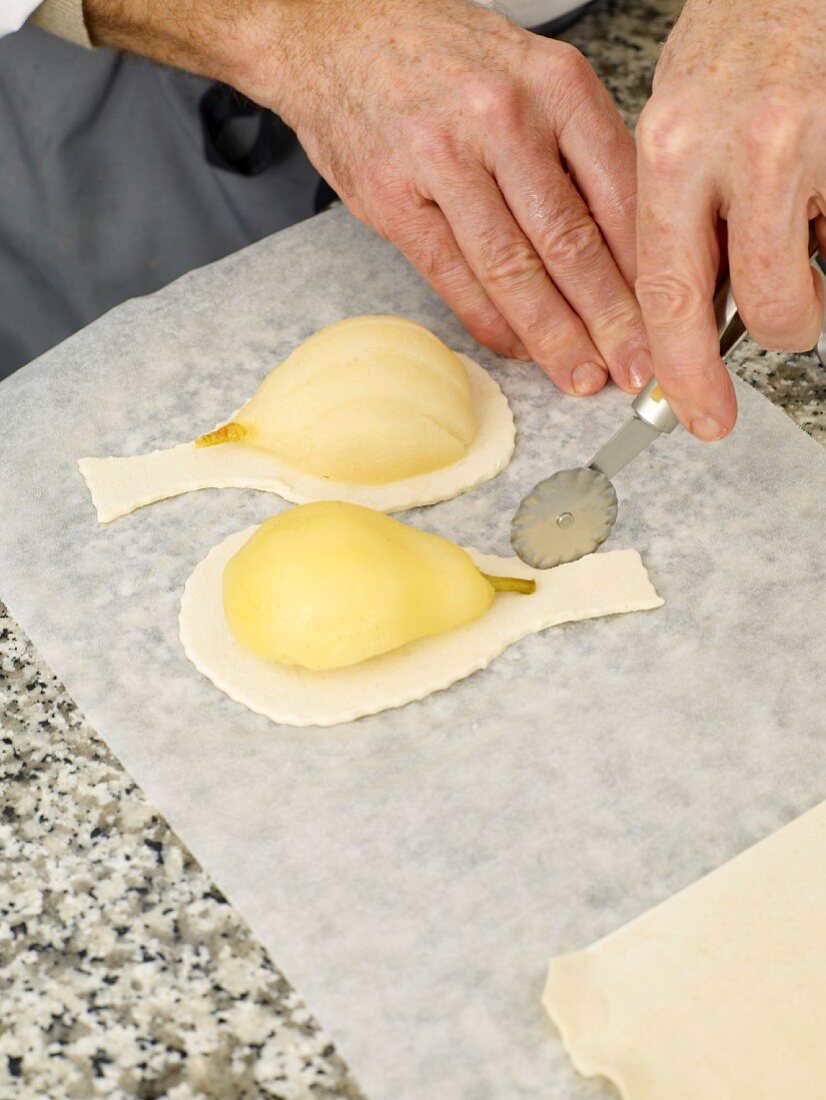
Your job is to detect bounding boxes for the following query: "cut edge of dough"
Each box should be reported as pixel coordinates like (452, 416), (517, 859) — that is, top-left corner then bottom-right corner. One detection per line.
(78, 355), (515, 524)
(543, 955), (622, 1085)
(541, 800), (826, 1098)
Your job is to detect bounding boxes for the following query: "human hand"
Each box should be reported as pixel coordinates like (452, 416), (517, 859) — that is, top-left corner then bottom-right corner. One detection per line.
(240, 0), (651, 396)
(635, 0), (826, 441)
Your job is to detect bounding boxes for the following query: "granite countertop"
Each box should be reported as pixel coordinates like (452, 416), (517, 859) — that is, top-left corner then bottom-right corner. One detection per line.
(1, 2), (824, 1098)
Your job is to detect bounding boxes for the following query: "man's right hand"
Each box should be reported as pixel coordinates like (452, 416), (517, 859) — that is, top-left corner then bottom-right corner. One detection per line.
(635, 0), (826, 441)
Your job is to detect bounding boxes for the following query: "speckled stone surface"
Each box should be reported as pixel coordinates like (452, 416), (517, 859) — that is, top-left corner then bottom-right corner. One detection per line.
(1, 2), (824, 1098)
(0, 609), (363, 1100)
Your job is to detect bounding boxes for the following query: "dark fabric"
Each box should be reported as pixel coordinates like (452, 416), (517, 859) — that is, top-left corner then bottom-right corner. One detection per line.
(199, 84), (298, 176)
(0, 24), (320, 378)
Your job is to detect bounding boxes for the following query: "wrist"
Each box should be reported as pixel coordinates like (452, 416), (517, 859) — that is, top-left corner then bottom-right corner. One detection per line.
(230, 0), (526, 126)
(228, 0), (378, 124)
(225, 1), (327, 119)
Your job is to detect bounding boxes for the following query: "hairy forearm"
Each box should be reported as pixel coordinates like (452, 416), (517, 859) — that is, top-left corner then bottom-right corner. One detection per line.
(82, 0), (395, 131)
(82, 0), (291, 104)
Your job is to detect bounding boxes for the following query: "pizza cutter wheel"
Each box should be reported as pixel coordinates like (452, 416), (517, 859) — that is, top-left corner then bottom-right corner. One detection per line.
(510, 467), (617, 569)
(510, 385), (671, 569)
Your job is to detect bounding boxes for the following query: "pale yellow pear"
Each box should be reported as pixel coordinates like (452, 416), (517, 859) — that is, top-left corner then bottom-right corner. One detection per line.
(222, 502), (533, 670)
(197, 316), (477, 483)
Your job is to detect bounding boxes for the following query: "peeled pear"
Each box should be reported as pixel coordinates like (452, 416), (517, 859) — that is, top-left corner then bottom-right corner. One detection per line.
(196, 315), (477, 484)
(222, 502), (534, 671)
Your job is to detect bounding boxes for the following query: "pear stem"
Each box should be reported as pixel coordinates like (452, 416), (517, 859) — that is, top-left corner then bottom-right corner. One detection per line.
(481, 572), (536, 595)
(195, 422), (247, 448)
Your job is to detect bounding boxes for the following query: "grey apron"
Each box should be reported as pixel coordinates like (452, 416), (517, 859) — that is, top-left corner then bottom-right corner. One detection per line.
(0, 24), (320, 378)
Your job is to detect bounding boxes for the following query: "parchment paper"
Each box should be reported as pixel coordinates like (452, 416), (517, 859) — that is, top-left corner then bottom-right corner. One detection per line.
(2, 207), (826, 1100)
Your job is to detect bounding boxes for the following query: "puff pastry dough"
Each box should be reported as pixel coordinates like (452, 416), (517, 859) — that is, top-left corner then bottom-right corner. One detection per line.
(545, 801), (826, 1100)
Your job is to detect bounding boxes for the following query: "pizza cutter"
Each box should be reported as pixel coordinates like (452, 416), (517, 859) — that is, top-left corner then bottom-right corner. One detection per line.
(511, 240), (826, 569)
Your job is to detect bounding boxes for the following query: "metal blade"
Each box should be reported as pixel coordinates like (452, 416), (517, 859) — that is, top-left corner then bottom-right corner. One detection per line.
(588, 415), (662, 481)
(720, 311), (747, 358)
(510, 466), (618, 568)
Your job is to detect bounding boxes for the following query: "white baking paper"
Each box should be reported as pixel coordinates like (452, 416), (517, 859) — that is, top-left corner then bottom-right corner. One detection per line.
(1, 207), (825, 1100)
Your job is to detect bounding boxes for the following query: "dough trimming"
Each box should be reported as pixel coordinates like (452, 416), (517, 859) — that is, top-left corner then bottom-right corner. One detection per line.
(544, 801), (826, 1100)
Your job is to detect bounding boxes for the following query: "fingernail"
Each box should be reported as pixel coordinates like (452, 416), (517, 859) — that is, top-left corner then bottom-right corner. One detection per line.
(571, 362), (609, 395)
(512, 342), (532, 361)
(689, 416), (728, 442)
(628, 349), (653, 392)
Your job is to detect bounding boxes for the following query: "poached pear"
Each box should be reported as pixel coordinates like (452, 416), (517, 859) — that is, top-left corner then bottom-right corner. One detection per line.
(223, 501), (534, 670)
(197, 315), (477, 484)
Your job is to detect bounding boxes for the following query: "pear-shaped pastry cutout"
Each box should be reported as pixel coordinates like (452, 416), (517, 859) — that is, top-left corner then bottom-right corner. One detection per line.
(180, 503), (664, 726)
(79, 316), (515, 523)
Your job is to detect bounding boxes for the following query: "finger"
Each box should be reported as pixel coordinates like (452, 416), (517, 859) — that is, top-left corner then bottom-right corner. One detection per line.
(431, 164), (610, 396)
(636, 121), (736, 439)
(549, 44), (640, 288)
(493, 143), (652, 392)
(728, 204), (824, 352)
(390, 201), (527, 359)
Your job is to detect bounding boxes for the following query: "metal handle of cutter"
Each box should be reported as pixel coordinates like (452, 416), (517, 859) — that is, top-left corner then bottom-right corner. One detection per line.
(631, 379), (681, 433)
(814, 258), (826, 367)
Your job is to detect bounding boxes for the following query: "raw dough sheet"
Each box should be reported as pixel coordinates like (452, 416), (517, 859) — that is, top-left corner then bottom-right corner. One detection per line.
(181, 534), (662, 726)
(544, 800), (826, 1100)
(1, 208), (826, 1100)
(79, 355), (515, 523)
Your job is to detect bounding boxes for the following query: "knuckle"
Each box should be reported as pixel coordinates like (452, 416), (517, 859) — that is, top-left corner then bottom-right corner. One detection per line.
(413, 237), (459, 285)
(391, 216), (456, 281)
(595, 295), (645, 336)
(465, 78), (524, 134)
(541, 214), (604, 272)
(477, 230), (544, 290)
(547, 45), (596, 121)
(553, 42), (593, 88)
(636, 98), (699, 171)
(745, 89), (809, 170)
(756, 85), (810, 127)
(370, 197), (423, 245)
(635, 273), (706, 326)
(594, 185), (638, 240)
